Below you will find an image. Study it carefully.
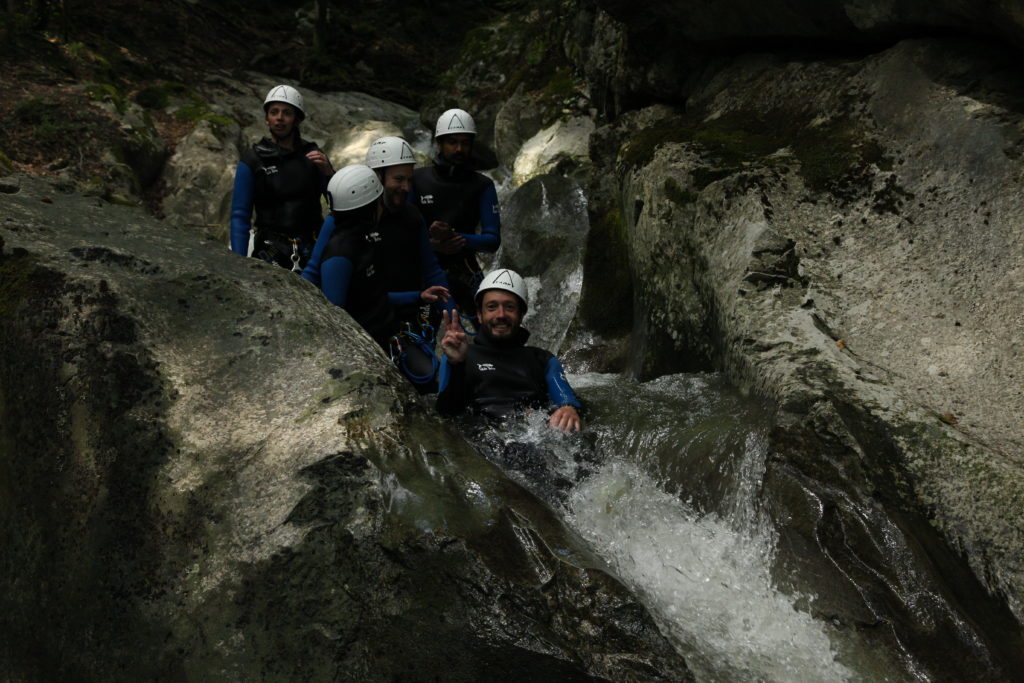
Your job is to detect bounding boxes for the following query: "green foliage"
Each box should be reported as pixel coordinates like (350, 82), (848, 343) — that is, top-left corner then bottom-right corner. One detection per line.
(0, 149), (14, 174)
(14, 97), (96, 147)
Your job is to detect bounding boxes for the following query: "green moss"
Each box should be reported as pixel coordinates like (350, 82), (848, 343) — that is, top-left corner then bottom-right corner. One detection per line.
(619, 116), (693, 168)
(0, 149), (13, 174)
(622, 107), (892, 202)
(135, 82), (197, 110)
(14, 97), (98, 147)
(64, 41), (111, 70)
(84, 83), (125, 114)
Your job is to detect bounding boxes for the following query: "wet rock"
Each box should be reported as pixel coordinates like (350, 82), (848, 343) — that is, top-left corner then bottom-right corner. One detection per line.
(0, 174), (692, 682)
(588, 36), (1024, 642)
(512, 116), (595, 187)
(496, 174), (591, 355)
(0, 176), (20, 194)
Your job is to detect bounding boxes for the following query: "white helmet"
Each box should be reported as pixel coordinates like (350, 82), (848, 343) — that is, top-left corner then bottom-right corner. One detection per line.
(475, 269), (528, 310)
(263, 84), (305, 120)
(435, 108), (476, 138)
(365, 136), (416, 169)
(327, 164), (383, 212)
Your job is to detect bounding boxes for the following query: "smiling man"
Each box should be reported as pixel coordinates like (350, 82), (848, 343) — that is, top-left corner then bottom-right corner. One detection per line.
(436, 269), (582, 432)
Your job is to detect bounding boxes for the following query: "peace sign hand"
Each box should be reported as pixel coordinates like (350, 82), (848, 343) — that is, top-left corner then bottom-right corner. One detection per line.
(440, 309), (469, 364)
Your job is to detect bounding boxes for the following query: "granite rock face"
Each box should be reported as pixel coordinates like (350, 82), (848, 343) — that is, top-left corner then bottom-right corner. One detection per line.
(582, 37), (1024, 631)
(0, 175), (691, 681)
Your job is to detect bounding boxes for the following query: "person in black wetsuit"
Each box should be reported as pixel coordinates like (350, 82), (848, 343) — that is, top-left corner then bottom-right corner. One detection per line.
(409, 108), (501, 318)
(229, 84), (333, 272)
(364, 136), (452, 328)
(316, 164), (396, 347)
(436, 268), (582, 433)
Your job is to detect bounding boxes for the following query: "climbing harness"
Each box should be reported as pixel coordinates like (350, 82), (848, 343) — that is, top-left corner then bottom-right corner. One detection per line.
(252, 230), (309, 273)
(388, 312), (440, 387)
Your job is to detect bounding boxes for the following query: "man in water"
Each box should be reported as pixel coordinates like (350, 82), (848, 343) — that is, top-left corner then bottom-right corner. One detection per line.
(409, 108), (501, 319)
(436, 269), (582, 433)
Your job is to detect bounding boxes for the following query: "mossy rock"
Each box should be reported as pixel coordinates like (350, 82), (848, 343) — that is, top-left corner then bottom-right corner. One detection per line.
(84, 83), (126, 114)
(133, 82), (193, 110)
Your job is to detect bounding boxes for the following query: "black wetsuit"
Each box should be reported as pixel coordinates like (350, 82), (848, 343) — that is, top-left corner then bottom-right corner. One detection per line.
(436, 327), (579, 420)
(319, 217), (397, 348)
(230, 136), (326, 269)
(410, 158), (500, 314)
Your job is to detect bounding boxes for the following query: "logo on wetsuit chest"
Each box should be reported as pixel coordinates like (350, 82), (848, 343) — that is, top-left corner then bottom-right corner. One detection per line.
(262, 165), (279, 175)
(366, 265), (376, 278)
(477, 363), (495, 371)
(366, 231), (381, 243)
(419, 194), (434, 205)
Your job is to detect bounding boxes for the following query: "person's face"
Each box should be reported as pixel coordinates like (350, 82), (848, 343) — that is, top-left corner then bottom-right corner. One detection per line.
(265, 103), (297, 140)
(478, 290), (523, 339)
(381, 164), (414, 208)
(437, 133), (473, 166)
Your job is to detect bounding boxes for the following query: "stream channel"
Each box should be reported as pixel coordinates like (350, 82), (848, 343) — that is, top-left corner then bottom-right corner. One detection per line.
(455, 174), (1021, 681)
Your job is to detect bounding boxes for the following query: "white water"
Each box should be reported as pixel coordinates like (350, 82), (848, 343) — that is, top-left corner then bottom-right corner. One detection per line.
(483, 374), (855, 682)
(568, 456), (852, 682)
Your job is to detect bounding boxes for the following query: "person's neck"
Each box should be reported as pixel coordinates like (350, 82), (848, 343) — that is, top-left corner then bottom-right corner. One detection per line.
(272, 133), (296, 150)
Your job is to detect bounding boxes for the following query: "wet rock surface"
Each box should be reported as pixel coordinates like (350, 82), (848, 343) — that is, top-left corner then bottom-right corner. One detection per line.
(582, 35), (1024, 663)
(0, 174), (692, 681)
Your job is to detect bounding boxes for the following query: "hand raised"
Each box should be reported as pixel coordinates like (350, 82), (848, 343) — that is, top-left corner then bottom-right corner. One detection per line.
(439, 309), (469, 364)
(306, 150), (334, 176)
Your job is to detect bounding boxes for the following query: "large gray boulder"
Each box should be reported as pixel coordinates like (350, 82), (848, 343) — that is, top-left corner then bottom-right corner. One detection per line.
(583, 37), (1024, 630)
(0, 174), (691, 681)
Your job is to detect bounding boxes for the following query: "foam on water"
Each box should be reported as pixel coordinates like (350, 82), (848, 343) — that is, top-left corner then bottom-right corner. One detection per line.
(484, 373), (856, 681)
(567, 460), (853, 682)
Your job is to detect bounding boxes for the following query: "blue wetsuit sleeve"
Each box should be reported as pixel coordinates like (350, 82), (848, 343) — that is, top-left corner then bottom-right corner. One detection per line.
(320, 255), (354, 308)
(545, 357), (581, 409)
(418, 218), (456, 313)
(301, 215), (335, 286)
(436, 357), (468, 415)
(229, 162), (255, 255)
(461, 183), (500, 253)
(388, 291), (422, 306)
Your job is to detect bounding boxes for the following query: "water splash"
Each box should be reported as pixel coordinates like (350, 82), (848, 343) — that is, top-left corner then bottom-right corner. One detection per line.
(568, 460), (853, 682)
(471, 372), (856, 681)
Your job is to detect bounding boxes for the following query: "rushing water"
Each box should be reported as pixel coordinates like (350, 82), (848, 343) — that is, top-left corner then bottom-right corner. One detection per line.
(471, 372), (867, 681)
(468, 174), (1020, 680)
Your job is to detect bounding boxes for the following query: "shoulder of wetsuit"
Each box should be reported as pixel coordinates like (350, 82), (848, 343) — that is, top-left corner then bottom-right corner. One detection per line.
(241, 143), (265, 169)
(252, 137), (279, 158)
(298, 139), (320, 154)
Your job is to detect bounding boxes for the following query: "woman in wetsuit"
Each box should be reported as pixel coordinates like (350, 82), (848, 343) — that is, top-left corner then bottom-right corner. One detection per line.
(229, 84), (333, 272)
